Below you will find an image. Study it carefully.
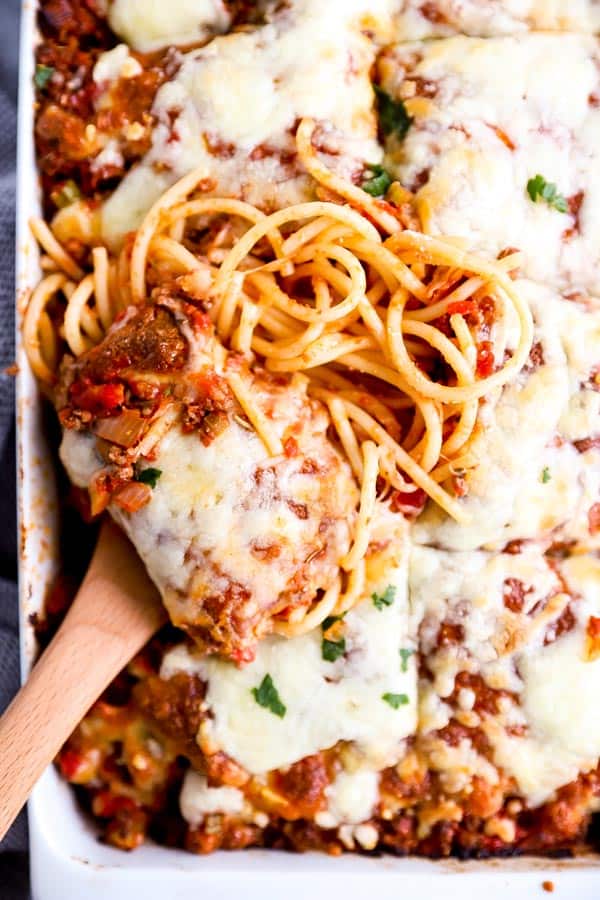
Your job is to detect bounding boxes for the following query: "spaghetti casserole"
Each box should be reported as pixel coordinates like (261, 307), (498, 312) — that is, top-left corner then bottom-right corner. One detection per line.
(23, 0), (600, 858)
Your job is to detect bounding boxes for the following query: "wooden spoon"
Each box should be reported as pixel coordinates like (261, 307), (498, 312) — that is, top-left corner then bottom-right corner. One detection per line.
(0, 517), (166, 841)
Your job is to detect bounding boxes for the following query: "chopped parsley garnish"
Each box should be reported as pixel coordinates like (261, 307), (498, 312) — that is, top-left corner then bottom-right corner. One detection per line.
(34, 64), (54, 90)
(361, 164), (392, 198)
(134, 467), (162, 489)
(399, 648), (414, 672)
(251, 674), (286, 718)
(322, 636), (346, 662)
(382, 692), (410, 709)
(321, 615), (346, 662)
(322, 614), (344, 632)
(540, 467), (552, 484)
(52, 180), (81, 210)
(526, 175), (568, 214)
(372, 584), (396, 611)
(374, 85), (413, 140)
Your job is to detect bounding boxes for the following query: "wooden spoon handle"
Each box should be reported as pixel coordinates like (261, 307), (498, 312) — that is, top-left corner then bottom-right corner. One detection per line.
(0, 519), (165, 841)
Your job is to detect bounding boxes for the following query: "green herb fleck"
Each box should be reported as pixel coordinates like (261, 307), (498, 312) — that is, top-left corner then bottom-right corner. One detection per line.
(322, 614), (344, 632)
(382, 692), (410, 709)
(252, 674), (286, 718)
(134, 467), (162, 489)
(374, 85), (412, 140)
(526, 175), (568, 214)
(322, 636), (346, 662)
(34, 64), (54, 90)
(321, 615), (346, 662)
(361, 164), (392, 198)
(372, 584), (396, 611)
(399, 648), (414, 672)
(52, 180), (81, 210)
(540, 467), (552, 484)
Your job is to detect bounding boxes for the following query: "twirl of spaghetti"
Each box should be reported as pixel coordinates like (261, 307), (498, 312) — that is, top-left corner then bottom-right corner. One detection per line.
(23, 117), (533, 629)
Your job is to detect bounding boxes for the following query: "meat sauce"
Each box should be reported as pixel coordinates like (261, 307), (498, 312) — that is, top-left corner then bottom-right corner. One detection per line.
(54, 652), (600, 856)
(45, 544), (599, 859)
(35, 1), (161, 207)
(34, 0), (289, 213)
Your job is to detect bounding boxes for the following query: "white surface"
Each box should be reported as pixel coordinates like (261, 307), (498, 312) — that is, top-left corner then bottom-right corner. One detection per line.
(16, 1), (600, 897)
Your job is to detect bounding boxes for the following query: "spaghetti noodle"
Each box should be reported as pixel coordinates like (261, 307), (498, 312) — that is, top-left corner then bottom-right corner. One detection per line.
(24, 118), (533, 622)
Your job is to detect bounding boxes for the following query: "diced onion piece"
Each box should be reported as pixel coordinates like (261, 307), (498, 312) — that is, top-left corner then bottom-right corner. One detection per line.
(93, 409), (147, 447)
(113, 481), (152, 513)
(88, 472), (111, 518)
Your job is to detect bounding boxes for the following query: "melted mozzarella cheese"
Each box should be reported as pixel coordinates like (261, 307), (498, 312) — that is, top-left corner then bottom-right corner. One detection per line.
(179, 771), (245, 826)
(559, 300), (600, 385)
(491, 634), (600, 807)
(60, 371), (357, 653)
(392, 0), (600, 38)
(107, 0), (231, 52)
(316, 769), (380, 828)
(62, 416), (284, 593)
(59, 430), (101, 487)
(161, 521), (416, 774)
(490, 556), (600, 806)
(101, 0), (395, 243)
(414, 283), (600, 551)
(113, 422), (290, 597)
(381, 34), (600, 294)
(411, 547), (600, 807)
(410, 544), (562, 702)
(91, 139), (124, 175)
(427, 739), (500, 795)
(93, 44), (141, 86)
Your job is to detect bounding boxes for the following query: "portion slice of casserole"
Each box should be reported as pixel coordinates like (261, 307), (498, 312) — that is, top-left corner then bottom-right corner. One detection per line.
(378, 34), (600, 294)
(58, 294), (359, 662)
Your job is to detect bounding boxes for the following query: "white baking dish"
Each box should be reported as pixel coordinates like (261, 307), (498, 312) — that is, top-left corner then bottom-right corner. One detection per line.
(14, 1), (600, 896)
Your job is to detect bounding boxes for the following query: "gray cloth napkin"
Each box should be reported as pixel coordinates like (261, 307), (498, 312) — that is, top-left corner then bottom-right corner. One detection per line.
(0, 0), (31, 895)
